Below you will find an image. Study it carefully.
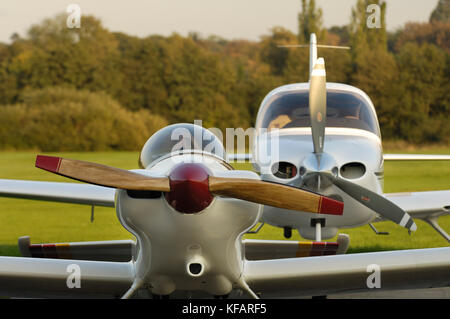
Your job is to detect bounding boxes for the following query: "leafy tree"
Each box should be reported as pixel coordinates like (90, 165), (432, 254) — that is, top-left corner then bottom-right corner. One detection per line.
(328, 26), (351, 46)
(298, 0), (326, 43)
(0, 6), (448, 149)
(430, 0), (450, 23)
(393, 43), (449, 143)
(113, 33), (167, 111)
(218, 39), (281, 124)
(350, 0), (388, 54)
(349, 0), (399, 138)
(288, 1), (351, 84)
(0, 87), (167, 151)
(155, 34), (242, 130)
(13, 14), (122, 95)
(282, 46), (309, 83)
(393, 22), (450, 53)
(260, 27), (298, 76)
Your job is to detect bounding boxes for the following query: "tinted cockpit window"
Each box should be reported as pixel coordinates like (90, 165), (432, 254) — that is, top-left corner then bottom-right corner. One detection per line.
(259, 90), (380, 136)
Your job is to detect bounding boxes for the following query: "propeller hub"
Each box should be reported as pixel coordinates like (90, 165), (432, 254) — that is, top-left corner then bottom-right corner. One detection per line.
(300, 153), (338, 190)
(301, 153), (337, 176)
(165, 163), (213, 214)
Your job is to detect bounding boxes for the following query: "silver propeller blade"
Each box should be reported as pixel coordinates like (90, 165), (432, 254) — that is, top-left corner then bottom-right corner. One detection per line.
(309, 57), (327, 155)
(306, 57), (415, 232)
(332, 177), (417, 232)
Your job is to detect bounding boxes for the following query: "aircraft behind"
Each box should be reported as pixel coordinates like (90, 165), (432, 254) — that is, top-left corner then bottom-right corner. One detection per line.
(240, 34), (450, 241)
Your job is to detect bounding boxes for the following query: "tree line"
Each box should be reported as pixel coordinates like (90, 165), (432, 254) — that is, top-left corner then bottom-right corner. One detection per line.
(0, 0), (448, 151)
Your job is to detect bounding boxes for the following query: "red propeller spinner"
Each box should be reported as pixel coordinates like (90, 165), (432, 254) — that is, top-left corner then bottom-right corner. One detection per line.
(165, 163), (213, 214)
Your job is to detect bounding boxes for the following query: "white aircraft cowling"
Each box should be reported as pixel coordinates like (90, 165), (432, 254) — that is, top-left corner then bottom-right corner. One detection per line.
(115, 157), (262, 296)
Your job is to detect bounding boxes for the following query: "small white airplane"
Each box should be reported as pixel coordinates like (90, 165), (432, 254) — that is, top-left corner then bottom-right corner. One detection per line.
(0, 123), (449, 298)
(231, 33), (450, 242)
(0, 124), (349, 298)
(0, 34), (448, 298)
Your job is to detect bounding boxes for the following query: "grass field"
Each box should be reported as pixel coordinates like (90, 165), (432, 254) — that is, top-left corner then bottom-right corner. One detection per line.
(0, 149), (449, 256)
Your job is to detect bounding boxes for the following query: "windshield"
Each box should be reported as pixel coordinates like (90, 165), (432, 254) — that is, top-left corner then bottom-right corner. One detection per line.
(258, 90), (380, 136)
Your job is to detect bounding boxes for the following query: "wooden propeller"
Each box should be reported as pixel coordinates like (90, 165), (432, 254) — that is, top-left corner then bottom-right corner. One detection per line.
(36, 155), (343, 215)
(209, 176), (342, 215)
(35, 155), (170, 191)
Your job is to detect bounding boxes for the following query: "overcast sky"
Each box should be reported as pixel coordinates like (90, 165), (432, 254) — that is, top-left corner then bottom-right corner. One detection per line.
(0, 0), (439, 43)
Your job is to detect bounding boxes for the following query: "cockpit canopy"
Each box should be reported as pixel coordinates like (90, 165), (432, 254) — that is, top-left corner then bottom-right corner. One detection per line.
(256, 87), (380, 136)
(140, 123), (227, 168)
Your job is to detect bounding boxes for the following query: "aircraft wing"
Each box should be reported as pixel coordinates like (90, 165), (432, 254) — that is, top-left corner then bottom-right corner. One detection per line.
(0, 179), (115, 207)
(243, 234), (349, 260)
(228, 153), (450, 162)
(2, 240), (449, 298)
(384, 191), (450, 220)
(243, 247), (450, 298)
(383, 154), (450, 161)
(228, 153), (450, 163)
(0, 256), (134, 298)
(383, 190), (450, 241)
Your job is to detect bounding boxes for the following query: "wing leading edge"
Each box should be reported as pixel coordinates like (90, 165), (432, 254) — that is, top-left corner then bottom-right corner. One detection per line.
(383, 154), (450, 161)
(0, 179), (115, 207)
(1, 245), (449, 298)
(228, 153), (450, 163)
(243, 247), (450, 298)
(384, 190), (450, 242)
(0, 256), (134, 298)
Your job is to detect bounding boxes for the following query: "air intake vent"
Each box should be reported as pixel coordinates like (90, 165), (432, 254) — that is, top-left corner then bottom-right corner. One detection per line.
(271, 162), (297, 179)
(187, 263), (203, 277)
(340, 162), (366, 179)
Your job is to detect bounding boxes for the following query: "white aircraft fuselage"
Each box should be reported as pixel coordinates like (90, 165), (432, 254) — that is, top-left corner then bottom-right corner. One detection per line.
(117, 151), (261, 297)
(253, 82), (385, 239)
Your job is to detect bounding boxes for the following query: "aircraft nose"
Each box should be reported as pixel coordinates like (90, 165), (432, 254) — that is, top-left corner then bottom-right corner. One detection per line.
(301, 153), (337, 176)
(300, 153), (338, 190)
(165, 163), (214, 214)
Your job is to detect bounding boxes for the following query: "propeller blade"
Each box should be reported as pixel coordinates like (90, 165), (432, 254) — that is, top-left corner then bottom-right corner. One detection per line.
(208, 176), (343, 215)
(35, 156), (342, 216)
(309, 57), (327, 154)
(35, 155), (170, 191)
(332, 177), (417, 232)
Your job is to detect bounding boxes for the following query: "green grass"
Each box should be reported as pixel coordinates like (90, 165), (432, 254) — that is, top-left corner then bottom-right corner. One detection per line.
(0, 152), (138, 256)
(0, 149), (449, 256)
